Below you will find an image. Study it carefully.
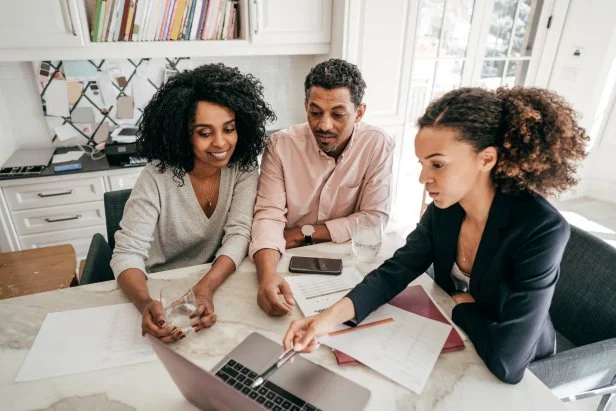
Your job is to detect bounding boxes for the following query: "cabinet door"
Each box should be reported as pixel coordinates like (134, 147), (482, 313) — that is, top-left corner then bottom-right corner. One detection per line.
(19, 225), (107, 261)
(250, 0), (332, 44)
(107, 170), (143, 191)
(3, 177), (105, 211)
(12, 201), (105, 236)
(0, 0), (84, 49)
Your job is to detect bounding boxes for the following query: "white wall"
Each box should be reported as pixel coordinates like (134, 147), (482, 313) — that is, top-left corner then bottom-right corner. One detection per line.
(546, 0), (616, 202)
(0, 55), (319, 162)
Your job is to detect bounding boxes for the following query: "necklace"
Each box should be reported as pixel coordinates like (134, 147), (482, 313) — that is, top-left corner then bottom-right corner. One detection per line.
(459, 230), (468, 263)
(190, 169), (220, 211)
(205, 170), (220, 209)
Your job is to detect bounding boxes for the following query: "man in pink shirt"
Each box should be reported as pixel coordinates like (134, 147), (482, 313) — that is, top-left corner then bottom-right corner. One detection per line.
(250, 59), (394, 316)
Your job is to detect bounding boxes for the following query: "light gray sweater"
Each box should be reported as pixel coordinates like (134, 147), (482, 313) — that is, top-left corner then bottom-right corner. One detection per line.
(110, 162), (257, 277)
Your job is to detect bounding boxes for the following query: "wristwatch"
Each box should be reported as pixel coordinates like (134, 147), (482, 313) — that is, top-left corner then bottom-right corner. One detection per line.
(301, 224), (315, 245)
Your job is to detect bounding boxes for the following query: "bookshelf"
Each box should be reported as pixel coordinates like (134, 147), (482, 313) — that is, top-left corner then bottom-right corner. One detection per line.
(0, 0), (331, 62)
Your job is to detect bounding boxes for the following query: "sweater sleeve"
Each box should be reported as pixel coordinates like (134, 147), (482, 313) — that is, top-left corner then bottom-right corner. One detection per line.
(110, 167), (160, 278)
(215, 168), (258, 268)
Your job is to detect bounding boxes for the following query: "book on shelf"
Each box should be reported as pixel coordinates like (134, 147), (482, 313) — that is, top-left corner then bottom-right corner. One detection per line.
(90, 0), (239, 42)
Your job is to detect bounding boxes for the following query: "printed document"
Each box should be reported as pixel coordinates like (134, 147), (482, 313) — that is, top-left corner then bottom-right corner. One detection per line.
(287, 267), (452, 394)
(16, 303), (155, 382)
(286, 266), (365, 317)
(320, 304), (451, 394)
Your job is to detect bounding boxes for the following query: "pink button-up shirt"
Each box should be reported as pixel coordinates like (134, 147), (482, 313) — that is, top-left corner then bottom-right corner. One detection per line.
(249, 122), (394, 258)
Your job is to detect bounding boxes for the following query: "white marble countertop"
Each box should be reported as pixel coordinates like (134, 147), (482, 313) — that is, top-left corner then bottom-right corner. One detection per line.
(0, 234), (566, 410)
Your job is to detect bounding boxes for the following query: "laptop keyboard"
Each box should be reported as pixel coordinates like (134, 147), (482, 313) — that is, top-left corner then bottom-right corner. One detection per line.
(215, 358), (322, 411)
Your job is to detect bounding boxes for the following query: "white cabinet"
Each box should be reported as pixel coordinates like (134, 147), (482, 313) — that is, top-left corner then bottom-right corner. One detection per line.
(107, 169), (142, 191)
(250, 0), (332, 45)
(0, 0), (84, 49)
(0, 0), (332, 61)
(0, 168), (143, 260)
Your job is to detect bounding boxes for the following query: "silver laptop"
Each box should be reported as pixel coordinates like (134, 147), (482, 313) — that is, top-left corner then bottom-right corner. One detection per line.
(147, 332), (371, 411)
(2, 148), (55, 168)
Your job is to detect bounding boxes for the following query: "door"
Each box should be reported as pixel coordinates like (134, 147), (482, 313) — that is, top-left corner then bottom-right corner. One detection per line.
(396, 0), (563, 227)
(0, 0), (84, 49)
(249, 0), (332, 44)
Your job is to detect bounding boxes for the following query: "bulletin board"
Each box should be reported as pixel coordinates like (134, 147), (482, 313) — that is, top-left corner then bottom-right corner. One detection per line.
(35, 57), (194, 146)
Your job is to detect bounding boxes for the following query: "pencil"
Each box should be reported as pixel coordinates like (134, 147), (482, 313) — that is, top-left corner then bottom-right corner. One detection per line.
(328, 317), (394, 337)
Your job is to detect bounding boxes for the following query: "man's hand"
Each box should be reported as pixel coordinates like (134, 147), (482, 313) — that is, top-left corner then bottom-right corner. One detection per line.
(257, 273), (295, 316)
(283, 227), (304, 249)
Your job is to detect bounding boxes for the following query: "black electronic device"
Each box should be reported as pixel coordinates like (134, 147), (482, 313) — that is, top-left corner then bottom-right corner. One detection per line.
(288, 256), (343, 275)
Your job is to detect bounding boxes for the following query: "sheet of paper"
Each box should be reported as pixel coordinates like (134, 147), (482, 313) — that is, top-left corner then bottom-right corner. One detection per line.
(320, 304), (451, 394)
(67, 81), (83, 105)
(96, 70), (117, 108)
(52, 150), (83, 163)
(63, 60), (98, 81)
(44, 80), (70, 117)
(286, 266), (365, 316)
(15, 303), (155, 382)
(53, 124), (79, 142)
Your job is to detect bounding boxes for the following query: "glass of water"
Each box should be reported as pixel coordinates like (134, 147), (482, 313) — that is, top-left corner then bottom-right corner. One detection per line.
(351, 215), (383, 260)
(160, 287), (197, 335)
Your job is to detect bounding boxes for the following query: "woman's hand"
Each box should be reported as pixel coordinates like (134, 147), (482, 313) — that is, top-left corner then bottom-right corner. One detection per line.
(141, 298), (184, 343)
(452, 292), (476, 305)
(283, 311), (339, 353)
(191, 286), (217, 332)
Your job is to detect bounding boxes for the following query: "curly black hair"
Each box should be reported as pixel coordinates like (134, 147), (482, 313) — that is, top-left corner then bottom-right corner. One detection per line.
(304, 58), (367, 107)
(137, 63), (276, 185)
(417, 87), (589, 196)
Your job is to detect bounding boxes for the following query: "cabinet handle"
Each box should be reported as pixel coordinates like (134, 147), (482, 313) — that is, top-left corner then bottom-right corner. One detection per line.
(45, 214), (82, 223)
(37, 189), (74, 198)
(253, 0), (260, 34)
(65, 0), (77, 36)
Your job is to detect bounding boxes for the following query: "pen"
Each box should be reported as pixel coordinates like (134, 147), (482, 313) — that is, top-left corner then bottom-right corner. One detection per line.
(250, 317), (395, 389)
(250, 347), (299, 388)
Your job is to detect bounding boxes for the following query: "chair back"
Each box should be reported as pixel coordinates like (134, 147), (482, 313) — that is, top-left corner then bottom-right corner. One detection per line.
(80, 233), (113, 285)
(104, 189), (132, 250)
(549, 225), (616, 347)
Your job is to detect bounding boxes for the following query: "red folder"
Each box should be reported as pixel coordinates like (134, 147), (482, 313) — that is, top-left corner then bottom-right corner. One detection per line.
(334, 285), (465, 365)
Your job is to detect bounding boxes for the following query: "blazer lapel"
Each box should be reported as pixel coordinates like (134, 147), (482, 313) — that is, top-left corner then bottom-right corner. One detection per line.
(436, 204), (464, 294)
(469, 191), (513, 295)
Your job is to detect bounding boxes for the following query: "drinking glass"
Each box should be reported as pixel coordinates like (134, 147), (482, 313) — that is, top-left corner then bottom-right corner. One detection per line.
(160, 286), (197, 335)
(351, 215), (383, 260)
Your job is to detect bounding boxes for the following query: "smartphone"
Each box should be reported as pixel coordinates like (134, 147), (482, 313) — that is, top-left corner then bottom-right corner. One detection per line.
(288, 256), (343, 275)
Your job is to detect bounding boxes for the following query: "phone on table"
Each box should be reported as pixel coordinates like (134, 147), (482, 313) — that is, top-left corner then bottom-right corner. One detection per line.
(288, 256), (343, 275)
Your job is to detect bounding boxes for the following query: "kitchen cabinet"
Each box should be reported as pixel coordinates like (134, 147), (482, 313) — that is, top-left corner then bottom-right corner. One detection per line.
(0, 167), (143, 260)
(0, 0), (84, 49)
(0, 0), (332, 61)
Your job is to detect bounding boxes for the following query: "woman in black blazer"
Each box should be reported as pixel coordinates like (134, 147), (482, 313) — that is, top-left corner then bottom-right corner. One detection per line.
(283, 87), (589, 384)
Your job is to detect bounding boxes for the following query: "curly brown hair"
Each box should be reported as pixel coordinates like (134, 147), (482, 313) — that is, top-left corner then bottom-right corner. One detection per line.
(417, 87), (589, 196)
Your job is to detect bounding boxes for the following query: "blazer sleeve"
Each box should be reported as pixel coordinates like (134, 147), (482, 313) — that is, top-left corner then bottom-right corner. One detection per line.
(346, 204), (436, 322)
(451, 213), (570, 384)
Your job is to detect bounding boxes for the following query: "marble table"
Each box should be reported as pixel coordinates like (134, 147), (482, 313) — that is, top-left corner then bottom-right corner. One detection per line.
(0, 235), (566, 410)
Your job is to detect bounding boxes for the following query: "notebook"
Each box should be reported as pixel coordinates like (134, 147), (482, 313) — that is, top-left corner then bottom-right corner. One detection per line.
(334, 285), (465, 365)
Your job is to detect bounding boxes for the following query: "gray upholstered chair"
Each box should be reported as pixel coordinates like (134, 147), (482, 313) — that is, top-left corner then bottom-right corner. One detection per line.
(80, 189), (132, 285)
(529, 225), (616, 411)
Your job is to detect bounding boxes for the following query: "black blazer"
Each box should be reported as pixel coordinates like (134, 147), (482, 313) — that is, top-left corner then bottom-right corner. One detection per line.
(346, 191), (570, 384)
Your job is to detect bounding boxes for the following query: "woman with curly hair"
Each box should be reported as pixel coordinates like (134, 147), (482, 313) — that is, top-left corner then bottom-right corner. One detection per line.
(111, 63), (276, 343)
(283, 87), (588, 384)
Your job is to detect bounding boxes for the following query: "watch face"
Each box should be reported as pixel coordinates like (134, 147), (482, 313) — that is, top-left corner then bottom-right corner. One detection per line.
(301, 225), (315, 236)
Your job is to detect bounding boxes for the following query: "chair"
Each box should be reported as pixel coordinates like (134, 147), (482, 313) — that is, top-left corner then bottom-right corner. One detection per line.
(529, 225), (616, 411)
(80, 189), (132, 285)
